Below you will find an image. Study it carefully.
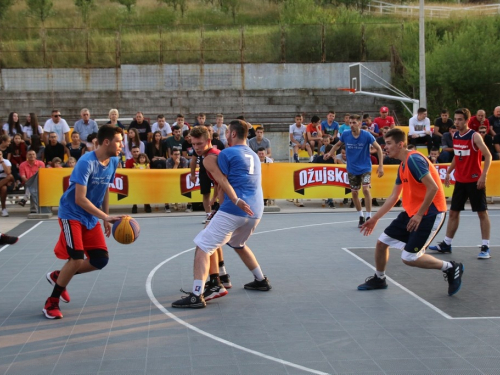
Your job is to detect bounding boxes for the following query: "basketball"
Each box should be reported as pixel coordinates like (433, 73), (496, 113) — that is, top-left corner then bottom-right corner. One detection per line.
(112, 216), (140, 244)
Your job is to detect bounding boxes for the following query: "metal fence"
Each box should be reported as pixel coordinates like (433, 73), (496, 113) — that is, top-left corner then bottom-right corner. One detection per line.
(0, 23), (404, 69)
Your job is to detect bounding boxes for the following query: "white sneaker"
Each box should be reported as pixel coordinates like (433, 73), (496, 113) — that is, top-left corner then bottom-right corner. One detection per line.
(2, 209), (8, 217)
(310, 156), (314, 162)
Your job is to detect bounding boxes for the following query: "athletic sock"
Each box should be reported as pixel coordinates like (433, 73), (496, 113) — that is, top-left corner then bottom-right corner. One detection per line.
(358, 210), (364, 217)
(218, 261), (227, 276)
(482, 240), (490, 247)
(366, 211), (372, 218)
(50, 283), (65, 299)
(441, 261), (453, 271)
(251, 266), (265, 281)
(192, 279), (204, 296)
(209, 273), (220, 286)
(444, 236), (453, 246)
(375, 270), (385, 279)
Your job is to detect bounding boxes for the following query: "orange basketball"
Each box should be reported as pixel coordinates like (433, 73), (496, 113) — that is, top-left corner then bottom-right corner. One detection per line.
(112, 216), (140, 244)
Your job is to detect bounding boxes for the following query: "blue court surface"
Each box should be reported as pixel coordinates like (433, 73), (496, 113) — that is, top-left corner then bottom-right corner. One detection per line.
(2, 210), (500, 375)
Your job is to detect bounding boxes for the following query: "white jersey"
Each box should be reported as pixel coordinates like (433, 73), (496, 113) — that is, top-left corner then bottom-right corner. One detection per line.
(289, 124), (307, 142)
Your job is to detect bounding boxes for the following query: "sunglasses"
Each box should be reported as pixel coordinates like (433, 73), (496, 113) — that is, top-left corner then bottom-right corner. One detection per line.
(53, 115), (61, 117)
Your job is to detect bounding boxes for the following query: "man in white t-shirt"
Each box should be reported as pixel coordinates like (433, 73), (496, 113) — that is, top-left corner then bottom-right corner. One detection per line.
(408, 107), (439, 154)
(151, 115), (172, 139)
(289, 114), (312, 163)
(0, 150), (14, 217)
(43, 110), (70, 146)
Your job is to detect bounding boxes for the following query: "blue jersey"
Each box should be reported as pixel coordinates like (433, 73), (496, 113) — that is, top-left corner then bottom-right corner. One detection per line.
(321, 120), (339, 136)
(340, 130), (375, 175)
(218, 145), (264, 219)
(58, 152), (119, 229)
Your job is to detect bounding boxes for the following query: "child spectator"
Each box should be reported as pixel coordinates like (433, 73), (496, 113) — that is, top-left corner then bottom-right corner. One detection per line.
(212, 114), (228, 146)
(65, 157), (77, 168)
(334, 145), (347, 164)
(363, 114), (379, 137)
(134, 153), (150, 169)
(319, 135), (330, 155)
(321, 111), (339, 144)
(257, 147), (273, 163)
(428, 148), (441, 164)
(50, 157), (63, 168)
(339, 113), (351, 135)
(306, 115), (323, 158)
(290, 114), (312, 163)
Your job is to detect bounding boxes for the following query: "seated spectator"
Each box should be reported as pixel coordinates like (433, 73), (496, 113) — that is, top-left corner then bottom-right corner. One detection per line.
(489, 106), (500, 137)
(65, 157), (77, 168)
(147, 131), (167, 169)
(43, 110), (70, 145)
(478, 125), (499, 161)
(428, 148), (441, 164)
(0, 134), (12, 160)
(3, 112), (23, 137)
(106, 108), (125, 129)
(338, 113), (351, 135)
(373, 106), (395, 129)
(165, 125), (184, 157)
(312, 144), (336, 207)
(212, 114), (228, 146)
(321, 111), (339, 144)
(42, 132), (67, 166)
(66, 131), (86, 161)
(257, 147), (273, 163)
(0, 150), (14, 217)
(172, 113), (190, 133)
(85, 132), (98, 152)
(165, 149), (189, 213)
(248, 126), (272, 158)
(134, 153), (150, 169)
(181, 130), (194, 158)
(433, 109), (454, 145)
(22, 113), (43, 145)
(50, 157), (63, 168)
(128, 111), (152, 142)
(334, 145), (347, 164)
(29, 134), (44, 161)
(237, 115), (256, 139)
(319, 135), (330, 155)
(74, 108), (98, 143)
(18, 149), (44, 212)
(193, 112), (211, 127)
(439, 125), (457, 163)
(9, 133), (27, 186)
(376, 126), (389, 146)
(290, 114), (312, 163)
(151, 114), (172, 139)
(408, 107), (438, 154)
(363, 114), (379, 137)
(125, 146), (152, 213)
(469, 109), (490, 133)
(123, 128), (145, 159)
(211, 131), (225, 151)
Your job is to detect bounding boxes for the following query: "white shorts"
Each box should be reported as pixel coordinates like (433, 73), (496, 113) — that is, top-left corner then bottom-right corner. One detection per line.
(194, 211), (260, 255)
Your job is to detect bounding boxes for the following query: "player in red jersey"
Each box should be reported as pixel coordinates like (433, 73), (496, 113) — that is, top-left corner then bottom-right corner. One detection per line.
(429, 108), (492, 259)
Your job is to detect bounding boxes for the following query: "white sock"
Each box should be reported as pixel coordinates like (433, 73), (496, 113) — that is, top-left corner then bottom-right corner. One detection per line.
(482, 240), (490, 247)
(444, 236), (453, 245)
(441, 261), (452, 271)
(192, 279), (204, 296)
(358, 210), (364, 217)
(366, 211), (372, 218)
(375, 270), (385, 279)
(219, 265), (227, 276)
(251, 266), (265, 281)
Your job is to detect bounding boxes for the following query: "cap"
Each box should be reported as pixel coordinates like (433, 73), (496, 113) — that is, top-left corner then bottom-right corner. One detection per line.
(380, 107), (389, 113)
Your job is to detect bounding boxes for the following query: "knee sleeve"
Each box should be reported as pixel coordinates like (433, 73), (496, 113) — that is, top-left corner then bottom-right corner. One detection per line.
(88, 249), (109, 269)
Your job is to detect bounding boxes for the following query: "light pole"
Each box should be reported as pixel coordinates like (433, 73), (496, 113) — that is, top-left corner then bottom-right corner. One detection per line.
(419, 0), (427, 110)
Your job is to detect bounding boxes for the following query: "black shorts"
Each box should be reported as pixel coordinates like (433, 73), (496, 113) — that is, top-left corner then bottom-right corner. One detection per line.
(450, 181), (487, 212)
(198, 168), (212, 195)
(382, 211), (446, 253)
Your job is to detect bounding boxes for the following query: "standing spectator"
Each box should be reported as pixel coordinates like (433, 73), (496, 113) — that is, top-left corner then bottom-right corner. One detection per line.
(0, 150), (14, 217)
(151, 115), (172, 139)
(42, 132), (68, 166)
(408, 107), (437, 154)
(433, 109), (454, 144)
(123, 128), (145, 160)
(477, 125), (499, 161)
(9, 133), (27, 186)
(193, 113), (211, 127)
(182, 130), (194, 158)
(439, 125), (457, 163)
(66, 131), (86, 161)
(373, 106), (395, 130)
(29, 134), (44, 161)
(468, 109), (490, 133)
(306, 115), (323, 158)
(128, 112), (151, 142)
(165, 149), (190, 213)
(430, 108), (492, 259)
(289, 114), (312, 163)
(22, 113), (43, 144)
(324, 114), (384, 227)
(74, 108), (98, 143)
(125, 146), (152, 214)
(165, 125), (184, 157)
(106, 108), (125, 129)
(248, 126), (272, 158)
(488, 106), (500, 136)
(338, 113), (351, 135)
(236, 115), (256, 139)
(18, 150), (44, 212)
(257, 147), (273, 164)
(172, 114), (190, 133)
(3, 112), (23, 137)
(147, 131), (167, 169)
(321, 111), (339, 144)
(212, 114), (228, 146)
(43, 110), (70, 146)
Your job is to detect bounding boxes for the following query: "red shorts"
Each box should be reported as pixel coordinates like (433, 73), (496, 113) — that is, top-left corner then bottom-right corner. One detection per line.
(54, 219), (108, 260)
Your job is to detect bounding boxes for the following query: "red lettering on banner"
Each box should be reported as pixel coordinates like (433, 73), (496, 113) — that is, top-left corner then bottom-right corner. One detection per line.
(293, 166), (350, 194)
(180, 171), (200, 198)
(434, 165), (456, 185)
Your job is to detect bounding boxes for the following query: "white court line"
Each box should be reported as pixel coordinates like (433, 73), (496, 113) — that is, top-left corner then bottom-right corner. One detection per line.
(343, 246), (500, 320)
(0, 221), (43, 253)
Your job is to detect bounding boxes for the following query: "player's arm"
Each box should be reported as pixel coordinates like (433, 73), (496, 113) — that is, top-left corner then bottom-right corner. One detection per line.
(189, 154), (197, 183)
(371, 141), (384, 177)
(360, 183), (403, 236)
(324, 140), (343, 160)
(445, 157), (455, 187)
(75, 184), (121, 225)
(203, 155), (253, 216)
(473, 132), (492, 189)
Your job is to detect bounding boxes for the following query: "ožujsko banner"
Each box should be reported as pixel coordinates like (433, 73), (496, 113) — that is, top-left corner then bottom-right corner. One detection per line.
(39, 161), (500, 206)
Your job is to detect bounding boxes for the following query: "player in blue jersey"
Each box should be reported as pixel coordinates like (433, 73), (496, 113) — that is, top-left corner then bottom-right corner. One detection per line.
(324, 114), (384, 227)
(43, 125), (124, 319)
(172, 120), (271, 309)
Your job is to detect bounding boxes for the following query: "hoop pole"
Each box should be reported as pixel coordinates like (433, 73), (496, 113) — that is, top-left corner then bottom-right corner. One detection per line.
(355, 90), (419, 115)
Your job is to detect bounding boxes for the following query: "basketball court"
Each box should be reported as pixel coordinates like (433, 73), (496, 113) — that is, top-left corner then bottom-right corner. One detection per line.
(2, 207), (500, 374)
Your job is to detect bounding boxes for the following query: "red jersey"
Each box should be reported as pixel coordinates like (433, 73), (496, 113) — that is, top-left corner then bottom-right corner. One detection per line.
(204, 147), (221, 182)
(453, 129), (482, 183)
(373, 116), (395, 129)
(468, 116), (490, 134)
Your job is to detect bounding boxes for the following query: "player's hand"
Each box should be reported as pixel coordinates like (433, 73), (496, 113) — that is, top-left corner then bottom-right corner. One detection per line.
(235, 198), (254, 216)
(104, 215), (125, 224)
(360, 217), (377, 236)
(477, 175), (486, 190)
(323, 153), (332, 160)
(103, 221), (112, 237)
(189, 174), (197, 183)
(377, 165), (384, 178)
(407, 213), (422, 232)
(444, 174), (451, 188)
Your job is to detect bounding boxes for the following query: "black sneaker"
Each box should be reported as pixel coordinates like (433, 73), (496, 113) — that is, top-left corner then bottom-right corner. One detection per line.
(203, 284), (228, 301)
(358, 274), (388, 290)
(145, 204), (152, 213)
(220, 274), (232, 289)
(171, 292), (206, 308)
(429, 241), (452, 254)
(349, 200), (354, 208)
(0, 234), (19, 245)
(343, 198), (349, 205)
(358, 217), (365, 228)
(444, 261), (464, 296)
(372, 198), (379, 207)
(132, 204), (138, 214)
(244, 277), (272, 291)
(18, 199), (27, 207)
(328, 200), (335, 208)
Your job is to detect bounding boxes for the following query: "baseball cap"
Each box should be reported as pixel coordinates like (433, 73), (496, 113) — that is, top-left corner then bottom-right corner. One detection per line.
(380, 106), (389, 113)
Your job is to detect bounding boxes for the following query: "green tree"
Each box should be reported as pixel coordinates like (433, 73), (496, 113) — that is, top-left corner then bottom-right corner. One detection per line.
(26, 0), (54, 25)
(219, 0), (240, 22)
(111, 0), (136, 13)
(0, 0), (15, 21)
(159, 0), (187, 17)
(75, 0), (95, 24)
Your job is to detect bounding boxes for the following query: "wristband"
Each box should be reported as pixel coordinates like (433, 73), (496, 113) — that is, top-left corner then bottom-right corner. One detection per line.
(235, 198), (240, 206)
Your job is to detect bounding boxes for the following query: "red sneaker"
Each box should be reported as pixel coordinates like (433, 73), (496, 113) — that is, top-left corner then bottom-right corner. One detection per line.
(43, 297), (63, 319)
(46, 271), (71, 303)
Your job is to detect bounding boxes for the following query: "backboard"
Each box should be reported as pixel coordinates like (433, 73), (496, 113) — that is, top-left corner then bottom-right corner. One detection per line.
(349, 63), (361, 92)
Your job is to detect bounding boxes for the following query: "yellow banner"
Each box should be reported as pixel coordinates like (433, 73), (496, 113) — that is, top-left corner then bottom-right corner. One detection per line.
(39, 161), (500, 206)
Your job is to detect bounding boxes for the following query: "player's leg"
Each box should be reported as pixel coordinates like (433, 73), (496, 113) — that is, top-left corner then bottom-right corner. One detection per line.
(349, 174), (364, 227)
(204, 249), (228, 301)
(471, 183), (491, 258)
(217, 247), (231, 288)
(0, 184), (7, 212)
(361, 173), (373, 218)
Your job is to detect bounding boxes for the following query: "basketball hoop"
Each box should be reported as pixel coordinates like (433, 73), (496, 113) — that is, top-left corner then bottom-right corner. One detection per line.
(338, 88), (356, 94)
